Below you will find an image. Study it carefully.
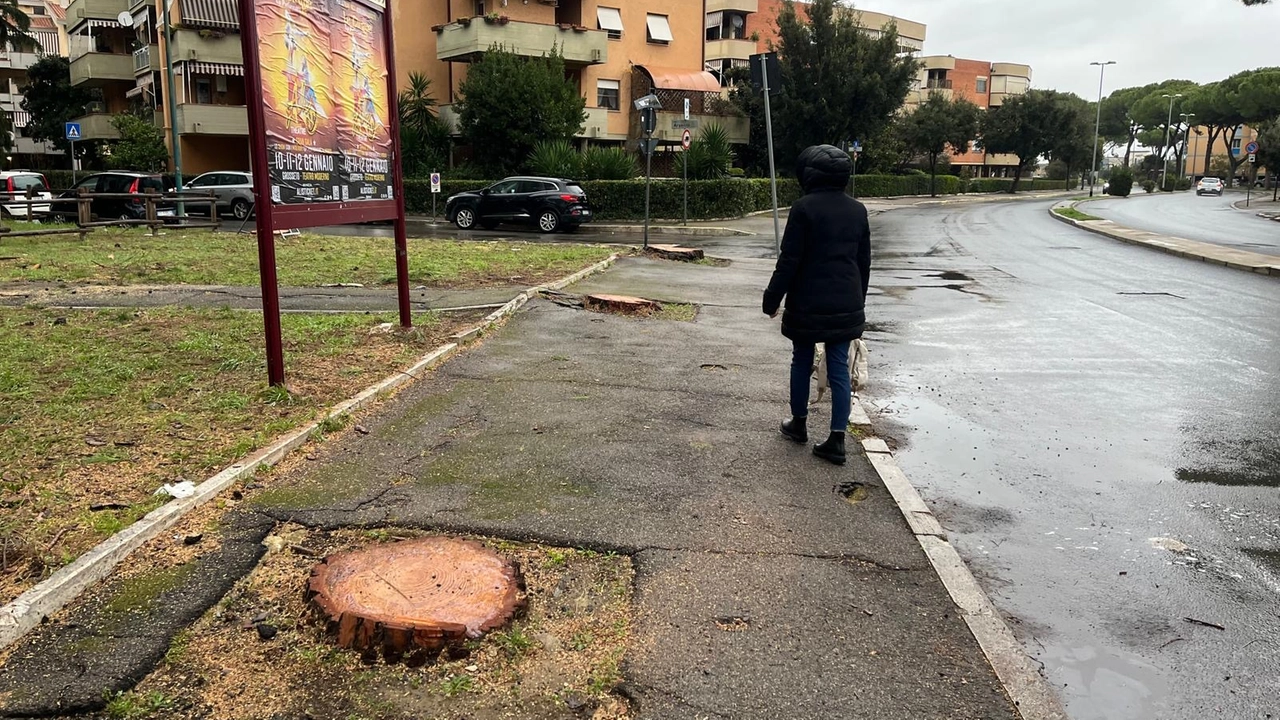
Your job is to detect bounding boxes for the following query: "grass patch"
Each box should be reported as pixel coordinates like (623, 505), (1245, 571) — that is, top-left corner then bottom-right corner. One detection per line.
(0, 306), (471, 605)
(655, 303), (698, 322)
(104, 690), (174, 719)
(1053, 206), (1102, 222)
(0, 226), (613, 288)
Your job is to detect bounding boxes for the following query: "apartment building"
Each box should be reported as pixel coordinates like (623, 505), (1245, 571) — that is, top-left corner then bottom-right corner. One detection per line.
(397, 0), (746, 149)
(906, 56), (1033, 177)
(704, 0), (756, 84)
(749, 0), (926, 56)
(2, 0), (68, 167)
(1183, 124), (1262, 180)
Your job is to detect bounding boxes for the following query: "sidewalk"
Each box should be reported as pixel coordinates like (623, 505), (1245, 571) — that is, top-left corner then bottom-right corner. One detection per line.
(0, 257), (1031, 719)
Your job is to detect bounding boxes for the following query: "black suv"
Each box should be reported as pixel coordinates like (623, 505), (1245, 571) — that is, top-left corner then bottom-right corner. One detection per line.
(51, 172), (175, 222)
(446, 177), (592, 233)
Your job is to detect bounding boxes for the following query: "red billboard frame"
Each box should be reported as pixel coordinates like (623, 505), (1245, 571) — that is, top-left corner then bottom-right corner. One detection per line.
(237, 0), (411, 386)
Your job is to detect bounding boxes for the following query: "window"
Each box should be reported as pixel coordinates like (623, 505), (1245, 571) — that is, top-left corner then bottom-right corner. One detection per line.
(1232, 138), (1242, 152)
(646, 14), (672, 45)
(597, 79), (620, 111)
(490, 180), (520, 194)
(189, 174), (214, 188)
(597, 6), (623, 40)
(517, 180), (553, 193)
(976, 77), (988, 94)
(474, 0), (484, 16)
(705, 11), (722, 41)
(196, 78), (213, 104)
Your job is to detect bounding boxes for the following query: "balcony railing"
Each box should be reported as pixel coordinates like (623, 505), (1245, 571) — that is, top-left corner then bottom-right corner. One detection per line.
(435, 19), (607, 66)
(133, 44), (151, 73)
(925, 78), (953, 90)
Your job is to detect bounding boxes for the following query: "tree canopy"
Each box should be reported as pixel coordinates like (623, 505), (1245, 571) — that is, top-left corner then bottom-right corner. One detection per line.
(0, 0), (37, 52)
(455, 46), (586, 177)
(107, 114), (170, 172)
(899, 92), (980, 196)
(979, 90), (1086, 193)
(19, 56), (92, 153)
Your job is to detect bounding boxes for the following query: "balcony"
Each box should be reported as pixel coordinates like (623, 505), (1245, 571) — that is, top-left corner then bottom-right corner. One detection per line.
(655, 112), (749, 145)
(170, 29), (243, 65)
(128, 0), (154, 11)
(174, 104), (247, 136)
(704, 38), (755, 62)
(925, 78), (953, 90)
(133, 44), (158, 74)
(435, 20), (607, 66)
(69, 112), (121, 140)
(0, 51), (41, 70)
(70, 52), (135, 86)
(707, 0), (759, 11)
(67, 0), (129, 29)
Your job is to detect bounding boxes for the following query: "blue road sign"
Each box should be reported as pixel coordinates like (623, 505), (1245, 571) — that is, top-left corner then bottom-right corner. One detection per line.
(65, 122), (81, 140)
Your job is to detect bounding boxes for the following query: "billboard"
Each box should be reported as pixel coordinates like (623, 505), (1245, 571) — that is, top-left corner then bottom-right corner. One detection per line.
(254, 0), (392, 205)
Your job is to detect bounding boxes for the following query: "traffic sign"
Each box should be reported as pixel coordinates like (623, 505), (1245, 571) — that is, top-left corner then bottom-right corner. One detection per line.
(65, 122), (81, 140)
(683, 98), (690, 121)
(681, 129), (691, 150)
(430, 172), (441, 193)
(1245, 141), (1259, 154)
(1249, 153), (1257, 163)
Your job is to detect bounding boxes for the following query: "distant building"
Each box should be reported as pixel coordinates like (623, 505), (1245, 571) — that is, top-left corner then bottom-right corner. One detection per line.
(748, 0), (925, 57)
(905, 56), (1033, 177)
(3, 0), (68, 168)
(1182, 124), (1262, 180)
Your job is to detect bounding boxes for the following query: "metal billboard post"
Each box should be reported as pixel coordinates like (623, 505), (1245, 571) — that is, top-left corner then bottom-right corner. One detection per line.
(384, 3), (412, 329)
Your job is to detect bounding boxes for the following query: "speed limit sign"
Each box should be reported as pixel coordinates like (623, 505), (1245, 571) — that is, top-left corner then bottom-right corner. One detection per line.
(681, 129), (692, 150)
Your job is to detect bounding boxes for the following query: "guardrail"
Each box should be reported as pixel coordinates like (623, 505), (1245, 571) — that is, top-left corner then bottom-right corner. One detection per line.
(0, 188), (222, 240)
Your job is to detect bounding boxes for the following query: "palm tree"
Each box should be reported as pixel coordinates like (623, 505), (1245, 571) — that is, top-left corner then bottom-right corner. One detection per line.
(398, 72), (438, 137)
(0, 0), (39, 53)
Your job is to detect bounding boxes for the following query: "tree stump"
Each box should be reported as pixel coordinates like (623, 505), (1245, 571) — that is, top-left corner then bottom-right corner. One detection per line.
(645, 244), (705, 262)
(307, 537), (524, 664)
(584, 294), (662, 314)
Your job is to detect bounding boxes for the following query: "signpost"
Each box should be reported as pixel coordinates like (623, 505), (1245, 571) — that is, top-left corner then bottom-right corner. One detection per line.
(635, 93), (661, 249)
(751, 52), (782, 253)
(684, 98), (690, 122)
(1247, 150), (1258, 208)
(845, 139), (861, 198)
(238, 0), (408, 387)
(430, 171), (441, 221)
(681, 129), (692, 226)
(65, 122), (80, 183)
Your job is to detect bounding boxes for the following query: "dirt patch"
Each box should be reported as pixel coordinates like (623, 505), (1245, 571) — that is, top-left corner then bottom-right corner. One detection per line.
(119, 527), (634, 720)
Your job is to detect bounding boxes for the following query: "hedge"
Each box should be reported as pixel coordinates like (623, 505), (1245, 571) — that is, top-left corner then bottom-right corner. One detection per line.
(402, 176), (1070, 221)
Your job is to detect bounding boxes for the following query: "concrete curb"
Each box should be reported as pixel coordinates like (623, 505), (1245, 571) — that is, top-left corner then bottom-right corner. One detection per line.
(590, 224), (753, 238)
(854, 399), (1068, 720)
(0, 254), (620, 652)
(1049, 201), (1280, 277)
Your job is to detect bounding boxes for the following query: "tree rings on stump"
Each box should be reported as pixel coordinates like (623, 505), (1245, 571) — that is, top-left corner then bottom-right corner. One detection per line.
(307, 536), (524, 664)
(584, 294), (662, 314)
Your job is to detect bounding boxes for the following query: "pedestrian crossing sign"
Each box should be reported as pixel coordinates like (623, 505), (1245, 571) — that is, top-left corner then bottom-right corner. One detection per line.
(65, 122), (81, 140)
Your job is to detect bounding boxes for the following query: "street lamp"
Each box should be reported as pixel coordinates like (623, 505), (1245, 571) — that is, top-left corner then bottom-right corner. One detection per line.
(1089, 61), (1116, 197)
(1161, 93), (1183, 189)
(1180, 112), (1196, 180)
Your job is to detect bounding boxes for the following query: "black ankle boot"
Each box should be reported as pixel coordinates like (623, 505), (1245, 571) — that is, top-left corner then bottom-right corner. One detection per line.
(780, 417), (808, 443)
(813, 432), (846, 465)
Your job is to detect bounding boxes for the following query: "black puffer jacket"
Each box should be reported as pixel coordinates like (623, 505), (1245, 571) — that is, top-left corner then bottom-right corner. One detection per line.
(763, 145), (871, 344)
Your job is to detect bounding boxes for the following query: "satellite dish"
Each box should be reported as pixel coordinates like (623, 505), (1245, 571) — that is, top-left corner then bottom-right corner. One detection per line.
(117, 11), (134, 27)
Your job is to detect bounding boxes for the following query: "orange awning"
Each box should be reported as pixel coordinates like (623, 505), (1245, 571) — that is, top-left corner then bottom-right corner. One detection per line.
(637, 65), (722, 93)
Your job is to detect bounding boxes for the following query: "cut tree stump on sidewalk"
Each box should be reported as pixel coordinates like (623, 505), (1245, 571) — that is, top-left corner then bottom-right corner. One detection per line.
(307, 536), (524, 664)
(645, 244), (705, 262)
(584, 294), (662, 314)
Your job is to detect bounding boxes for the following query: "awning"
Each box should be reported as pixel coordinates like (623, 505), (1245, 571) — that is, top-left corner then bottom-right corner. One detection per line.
(31, 30), (59, 53)
(86, 19), (118, 28)
(187, 61), (243, 76)
(27, 16), (55, 30)
(705, 11), (723, 30)
(178, 0), (239, 30)
(125, 85), (144, 98)
(137, 73), (153, 87)
(596, 6), (623, 33)
(646, 14), (673, 43)
(637, 65), (721, 93)
(8, 111), (30, 127)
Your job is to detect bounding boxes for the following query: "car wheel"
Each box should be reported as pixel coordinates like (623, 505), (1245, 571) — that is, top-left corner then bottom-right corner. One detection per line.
(231, 198), (252, 220)
(454, 207), (477, 230)
(479, 219), (499, 230)
(537, 209), (560, 233)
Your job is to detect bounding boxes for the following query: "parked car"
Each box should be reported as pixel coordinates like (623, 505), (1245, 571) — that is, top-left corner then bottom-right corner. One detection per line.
(446, 177), (592, 233)
(1195, 177), (1224, 196)
(184, 171), (254, 220)
(0, 171), (53, 218)
(50, 172), (176, 222)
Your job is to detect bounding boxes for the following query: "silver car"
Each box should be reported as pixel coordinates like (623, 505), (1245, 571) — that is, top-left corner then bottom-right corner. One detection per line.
(184, 171), (255, 220)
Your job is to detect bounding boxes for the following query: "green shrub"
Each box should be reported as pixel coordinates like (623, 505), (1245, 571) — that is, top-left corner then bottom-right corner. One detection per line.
(1141, 180), (1156, 193)
(1108, 168), (1134, 197)
(677, 122), (734, 180)
(580, 146), (637, 180)
(527, 139), (581, 179)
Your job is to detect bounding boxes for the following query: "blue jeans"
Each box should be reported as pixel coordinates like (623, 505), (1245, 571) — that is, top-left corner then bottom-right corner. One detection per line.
(790, 341), (852, 433)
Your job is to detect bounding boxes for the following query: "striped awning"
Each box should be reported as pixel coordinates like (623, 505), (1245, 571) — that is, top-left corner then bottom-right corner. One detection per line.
(86, 19), (118, 28)
(186, 61), (243, 76)
(178, 0), (239, 30)
(7, 110), (30, 127)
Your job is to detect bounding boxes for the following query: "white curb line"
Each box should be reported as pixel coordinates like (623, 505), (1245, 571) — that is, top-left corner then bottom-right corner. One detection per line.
(0, 254), (619, 652)
(855, 398), (1068, 720)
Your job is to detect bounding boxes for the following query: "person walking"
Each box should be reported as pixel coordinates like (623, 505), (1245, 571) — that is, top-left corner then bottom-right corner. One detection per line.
(763, 144), (871, 466)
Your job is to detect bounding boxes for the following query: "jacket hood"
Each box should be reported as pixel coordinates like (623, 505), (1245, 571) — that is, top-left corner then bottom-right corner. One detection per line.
(795, 144), (852, 193)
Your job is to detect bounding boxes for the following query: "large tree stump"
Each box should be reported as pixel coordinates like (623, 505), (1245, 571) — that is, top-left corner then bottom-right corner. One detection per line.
(307, 537), (524, 664)
(584, 294), (662, 314)
(645, 244), (705, 262)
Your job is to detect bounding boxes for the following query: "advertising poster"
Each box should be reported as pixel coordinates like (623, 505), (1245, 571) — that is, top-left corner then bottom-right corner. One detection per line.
(254, 0), (391, 205)
(332, 0), (393, 202)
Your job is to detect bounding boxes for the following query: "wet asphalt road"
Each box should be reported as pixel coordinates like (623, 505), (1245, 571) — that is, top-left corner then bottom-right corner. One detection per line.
(1086, 191), (1280, 256)
(855, 200), (1280, 719)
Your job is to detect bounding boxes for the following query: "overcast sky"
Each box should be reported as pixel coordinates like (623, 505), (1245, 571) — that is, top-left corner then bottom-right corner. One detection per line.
(869, 0), (1280, 99)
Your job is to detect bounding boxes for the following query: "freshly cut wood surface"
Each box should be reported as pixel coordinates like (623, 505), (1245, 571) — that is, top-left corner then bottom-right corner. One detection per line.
(307, 536), (524, 663)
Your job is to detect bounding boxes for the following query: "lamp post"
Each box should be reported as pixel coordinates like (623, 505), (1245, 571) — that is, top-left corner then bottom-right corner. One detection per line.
(1179, 112), (1196, 180)
(1089, 61), (1115, 197)
(1160, 93), (1182, 189)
